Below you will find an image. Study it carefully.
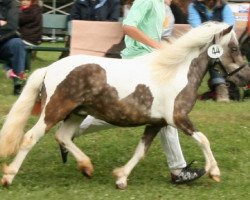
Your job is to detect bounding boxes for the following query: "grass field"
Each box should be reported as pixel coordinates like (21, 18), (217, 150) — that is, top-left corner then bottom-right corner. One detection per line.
(0, 44), (249, 200)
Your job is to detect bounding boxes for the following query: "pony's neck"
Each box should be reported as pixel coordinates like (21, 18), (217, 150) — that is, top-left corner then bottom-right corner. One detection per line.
(174, 51), (210, 115)
(188, 51), (210, 91)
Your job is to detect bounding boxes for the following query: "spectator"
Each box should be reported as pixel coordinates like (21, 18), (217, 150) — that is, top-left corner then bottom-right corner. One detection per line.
(170, 0), (191, 24)
(162, 0), (175, 40)
(248, 7), (250, 36)
(247, 7), (250, 61)
(70, 0), (120, 21)
(188, 0), (235, 102)
(0, 0), (26, 95)
(19, 0), (42, 46)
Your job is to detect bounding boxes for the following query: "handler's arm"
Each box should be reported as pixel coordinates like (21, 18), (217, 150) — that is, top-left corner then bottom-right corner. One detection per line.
(123, 25), (162, 49)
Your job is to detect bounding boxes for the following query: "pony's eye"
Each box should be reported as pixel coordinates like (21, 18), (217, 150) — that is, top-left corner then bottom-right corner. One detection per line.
(231, 47), (238, 52)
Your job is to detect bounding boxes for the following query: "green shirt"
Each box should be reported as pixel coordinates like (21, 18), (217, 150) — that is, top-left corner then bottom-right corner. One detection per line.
(121, 0), (165, 59)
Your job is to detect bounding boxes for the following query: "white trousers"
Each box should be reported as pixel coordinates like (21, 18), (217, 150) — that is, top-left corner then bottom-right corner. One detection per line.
(159, 126), (186, 170)
(79, 116), (186, 170)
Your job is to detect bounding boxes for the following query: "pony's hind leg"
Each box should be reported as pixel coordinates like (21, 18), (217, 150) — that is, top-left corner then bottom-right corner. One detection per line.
(1, 118), (47, 186)
(113, 125), (161, 189)
(192, 131), (220, 182)
(55, 114), (94, 177)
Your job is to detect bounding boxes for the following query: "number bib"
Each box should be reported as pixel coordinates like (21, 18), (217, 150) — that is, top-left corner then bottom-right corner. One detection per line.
(207, 44), (223, 58)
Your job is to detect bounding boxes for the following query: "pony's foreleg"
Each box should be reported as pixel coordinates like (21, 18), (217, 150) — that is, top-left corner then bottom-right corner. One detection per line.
(192, 131), (220, 182)
(113, 125), (161, 189)
(1, 118), (47, 186)
(55, 115), (94, 177)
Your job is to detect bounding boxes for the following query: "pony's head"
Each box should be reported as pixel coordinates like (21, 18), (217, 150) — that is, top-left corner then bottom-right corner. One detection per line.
(205, 22), (250, 87)
(154, 22), (250, 87)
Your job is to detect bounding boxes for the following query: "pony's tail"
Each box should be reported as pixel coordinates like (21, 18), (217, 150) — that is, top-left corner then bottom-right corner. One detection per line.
(0, 67), (48, 157)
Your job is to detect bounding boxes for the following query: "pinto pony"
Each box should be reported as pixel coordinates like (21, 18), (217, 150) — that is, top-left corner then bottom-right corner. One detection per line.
(0, 22), (249, 188)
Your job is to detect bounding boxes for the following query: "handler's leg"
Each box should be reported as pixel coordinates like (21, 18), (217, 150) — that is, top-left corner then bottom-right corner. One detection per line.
(59, 115), (115, 163)
(79, 115), (114, 134)
(160, 126), (186, 170)
(160, 126), (205, 184)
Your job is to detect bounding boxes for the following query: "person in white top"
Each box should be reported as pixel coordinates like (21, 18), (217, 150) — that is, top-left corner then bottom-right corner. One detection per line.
(162, 0), (175, 39)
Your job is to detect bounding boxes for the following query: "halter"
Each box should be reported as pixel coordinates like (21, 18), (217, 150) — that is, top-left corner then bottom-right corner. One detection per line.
(210, 58), (250, 78)
(207, 40), (249, 78)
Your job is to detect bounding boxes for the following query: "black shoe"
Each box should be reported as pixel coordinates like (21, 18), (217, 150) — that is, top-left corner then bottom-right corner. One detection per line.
(171, 161), (206, 184)
(13, 84), (22, 96)
(13, 76), (25, 96)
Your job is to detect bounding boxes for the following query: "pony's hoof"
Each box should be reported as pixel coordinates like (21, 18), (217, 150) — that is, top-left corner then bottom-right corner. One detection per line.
(113, 167), (128, 189)
(1, 176), (11, 187)
(78, 160), (94, 178)
(209, 175), (220, 182)
(82, 169), (93, 178)
(115, 181), (127, 190)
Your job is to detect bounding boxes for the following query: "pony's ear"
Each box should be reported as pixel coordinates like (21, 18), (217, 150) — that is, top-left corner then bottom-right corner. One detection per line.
(221, 25), (233, 36)
(213, 25), (233, 44)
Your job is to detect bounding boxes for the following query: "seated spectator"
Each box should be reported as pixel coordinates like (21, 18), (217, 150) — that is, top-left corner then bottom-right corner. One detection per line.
(170, 0), (191, 24)
(247, 7), (250, 61)
(188, 0), (235, 102)
(19, 0), (42, 46)
(71, 0), (120, 21)
(0, 0), (26, 95)
(188, 0), (235, 28)
(162, 0), (175, 40)
(243, 9), (250, 99)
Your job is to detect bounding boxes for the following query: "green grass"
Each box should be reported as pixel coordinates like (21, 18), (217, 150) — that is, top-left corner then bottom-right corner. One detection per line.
(0, 44), (249, 199)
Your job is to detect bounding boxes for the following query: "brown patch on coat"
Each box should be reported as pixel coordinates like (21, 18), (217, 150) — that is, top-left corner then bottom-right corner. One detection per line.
(44, 64), (159, 130)
(142, 125), (162, 153)
(32, 83), (47, 115)
(173, 52), (209, 135)
(40, 83), (47, 111)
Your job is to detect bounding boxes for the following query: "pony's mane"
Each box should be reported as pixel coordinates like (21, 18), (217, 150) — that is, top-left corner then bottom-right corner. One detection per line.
(153, 22), (234, 81)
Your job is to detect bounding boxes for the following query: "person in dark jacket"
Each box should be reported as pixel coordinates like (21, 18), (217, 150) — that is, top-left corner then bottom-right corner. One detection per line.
(188, 0), (234, 27)
(170, 0), (191, 24)
(188, 0), (235, 102)
(19, 0), (42, 45)
(70, 0), (120, 21)
(0, 0), (26, 95)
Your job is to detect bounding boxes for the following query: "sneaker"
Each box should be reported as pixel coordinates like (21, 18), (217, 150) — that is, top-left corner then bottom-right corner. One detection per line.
(13, 84), (22, 96)
(13, 76), (25, 96)
(18, 71), (26, 80)
(6, 69), (18, 79)
(171, 161), (206, 184)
